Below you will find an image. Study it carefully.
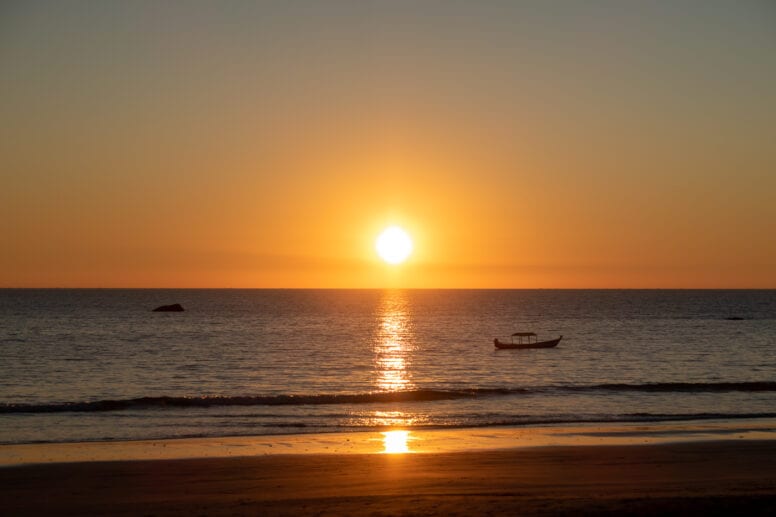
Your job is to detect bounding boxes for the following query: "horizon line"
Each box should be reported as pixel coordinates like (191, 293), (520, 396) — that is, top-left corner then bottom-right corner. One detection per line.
(1, 287), (774, 291)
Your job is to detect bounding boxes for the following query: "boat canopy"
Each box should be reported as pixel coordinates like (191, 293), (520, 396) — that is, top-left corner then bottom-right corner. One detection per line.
(512, 332), (537, 337)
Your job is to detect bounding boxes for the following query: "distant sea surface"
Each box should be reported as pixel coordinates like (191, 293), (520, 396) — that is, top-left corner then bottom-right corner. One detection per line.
(1, 289), (775, 444)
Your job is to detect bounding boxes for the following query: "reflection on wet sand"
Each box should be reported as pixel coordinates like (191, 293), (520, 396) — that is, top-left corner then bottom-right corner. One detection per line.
(382, 430), (410, 453)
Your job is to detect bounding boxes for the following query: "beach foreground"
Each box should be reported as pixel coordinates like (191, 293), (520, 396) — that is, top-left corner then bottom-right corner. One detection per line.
(3, 439), (776, 516)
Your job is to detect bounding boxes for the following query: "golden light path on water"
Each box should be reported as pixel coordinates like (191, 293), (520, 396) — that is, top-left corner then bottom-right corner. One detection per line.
(374, 291), (415, 393)
(370, 290), (418, 432)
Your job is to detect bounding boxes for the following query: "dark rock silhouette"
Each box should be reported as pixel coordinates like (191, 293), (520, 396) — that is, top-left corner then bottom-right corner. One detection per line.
(724, 316), (746, 321)
(153, 304), (185, 312)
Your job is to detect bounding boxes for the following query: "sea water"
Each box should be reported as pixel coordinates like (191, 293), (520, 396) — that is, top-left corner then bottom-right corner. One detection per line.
(1, 289), (774, 444)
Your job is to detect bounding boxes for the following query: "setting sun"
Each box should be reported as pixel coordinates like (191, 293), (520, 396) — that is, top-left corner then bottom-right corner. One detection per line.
(376, 226), (413, 265)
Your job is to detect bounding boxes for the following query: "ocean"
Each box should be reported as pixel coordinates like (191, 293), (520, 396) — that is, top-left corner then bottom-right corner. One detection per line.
(1, 289), (774, 444)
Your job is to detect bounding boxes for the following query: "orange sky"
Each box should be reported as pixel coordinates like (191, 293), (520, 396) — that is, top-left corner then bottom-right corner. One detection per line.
(2, 2), (775, 288)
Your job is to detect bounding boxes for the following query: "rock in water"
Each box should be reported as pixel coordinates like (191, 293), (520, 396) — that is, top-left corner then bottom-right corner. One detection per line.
(153, 303), (185, 312)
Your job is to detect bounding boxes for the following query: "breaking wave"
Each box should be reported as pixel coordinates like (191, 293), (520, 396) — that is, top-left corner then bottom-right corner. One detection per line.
(2, 382), (775, 414)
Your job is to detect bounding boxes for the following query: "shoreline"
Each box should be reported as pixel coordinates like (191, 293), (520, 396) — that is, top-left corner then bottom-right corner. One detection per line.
(3, 439), (776, 515)
(3, 420), (776, 514)
(3, 417), (776, 467)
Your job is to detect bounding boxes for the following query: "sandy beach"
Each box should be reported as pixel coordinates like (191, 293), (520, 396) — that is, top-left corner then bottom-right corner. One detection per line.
(3, 426), (776, 516)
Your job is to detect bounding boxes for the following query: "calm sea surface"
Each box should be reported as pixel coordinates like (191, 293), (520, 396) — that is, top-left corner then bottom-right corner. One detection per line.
(1, 289), (774, 444)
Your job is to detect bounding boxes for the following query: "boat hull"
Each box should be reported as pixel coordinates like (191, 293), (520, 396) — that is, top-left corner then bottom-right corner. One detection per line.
(493, 336), (562, 349)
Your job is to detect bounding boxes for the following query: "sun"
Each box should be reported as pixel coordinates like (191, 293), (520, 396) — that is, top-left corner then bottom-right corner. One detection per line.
(376, 226), (413, 264)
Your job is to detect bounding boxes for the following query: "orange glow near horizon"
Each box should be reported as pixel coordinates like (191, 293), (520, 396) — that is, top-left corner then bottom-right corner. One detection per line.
(2, 3), (775, 289)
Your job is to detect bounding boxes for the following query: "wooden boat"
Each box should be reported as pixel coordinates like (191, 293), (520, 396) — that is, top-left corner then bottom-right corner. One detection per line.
(493, 332), (562, 350)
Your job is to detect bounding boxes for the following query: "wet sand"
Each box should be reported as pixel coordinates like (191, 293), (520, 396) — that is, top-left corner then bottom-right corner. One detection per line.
(2, 438), (776, 515)
(4, 419), (776, 465)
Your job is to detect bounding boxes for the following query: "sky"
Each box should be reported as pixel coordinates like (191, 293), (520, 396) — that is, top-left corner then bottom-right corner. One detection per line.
(2, 1), (775, 288)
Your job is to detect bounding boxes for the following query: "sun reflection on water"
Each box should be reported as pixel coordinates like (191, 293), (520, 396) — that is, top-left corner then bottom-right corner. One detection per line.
(373, 291), (415, 392)
(370, 410), (418, 427)
(371, 292), (416, 447)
